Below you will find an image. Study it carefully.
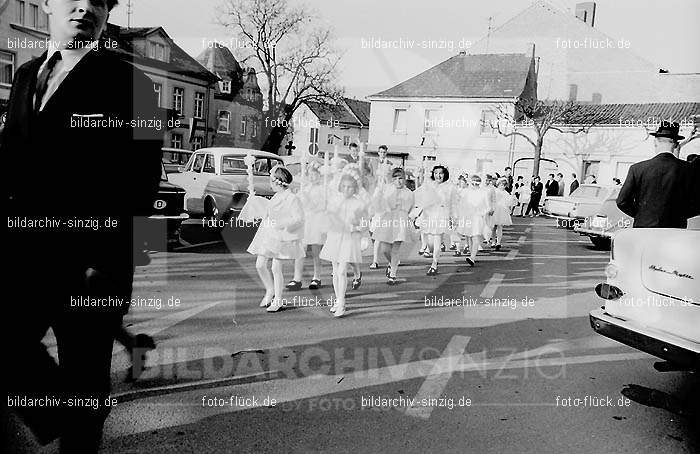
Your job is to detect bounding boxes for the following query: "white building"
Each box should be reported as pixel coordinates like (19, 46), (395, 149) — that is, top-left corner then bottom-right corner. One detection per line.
(367, 52), (538, 174)
(287, 98), (370, 157)
(466, 1), (700, 104)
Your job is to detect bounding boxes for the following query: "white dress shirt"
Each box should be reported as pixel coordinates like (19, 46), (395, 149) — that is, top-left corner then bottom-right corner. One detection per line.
(35, 43), (94, 112)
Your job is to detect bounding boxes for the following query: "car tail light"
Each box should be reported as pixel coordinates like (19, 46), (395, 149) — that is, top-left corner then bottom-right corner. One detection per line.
(595, 283), (623, 300)
(605, 263), (618, 279)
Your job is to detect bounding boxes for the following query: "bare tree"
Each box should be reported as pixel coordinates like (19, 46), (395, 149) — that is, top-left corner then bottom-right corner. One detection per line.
(492, 99), (597, 177)
(218, 0), (344, 153)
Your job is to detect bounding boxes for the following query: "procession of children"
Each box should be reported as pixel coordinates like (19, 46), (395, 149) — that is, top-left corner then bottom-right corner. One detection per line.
(243, 144), (518, 318)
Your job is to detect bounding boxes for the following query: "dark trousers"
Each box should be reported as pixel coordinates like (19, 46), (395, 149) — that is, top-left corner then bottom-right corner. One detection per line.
(3, 248), (131, 453)
(525, 195), (541, 215)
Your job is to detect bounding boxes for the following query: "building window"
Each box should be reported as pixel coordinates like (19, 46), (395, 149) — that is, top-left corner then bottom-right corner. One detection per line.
(393, 109), (407, 134)
(327, 134), (334, 144)
(149, 42), (166, 61)
(15, 0), (25, 24)
(240, 117), (247, 136)
(424, 109), (439, 135)
(193, 92), (204, 119)
(172, 87), (184, 116)
(29, 3), (38, 28)
(192, 136), (204, 151)
(592, 92), (602, 104)
(171, 133), (183, 149)
(480, 110), (496, 135)
(251, 121), (257, 138)
(220, 80), (231, 94)
(218, 111), (231, 133)
(343, 136), (350, 146)
(476, 158), (493, 173)
(153, 83), (162, 107)
(0, 51), (14, 87)
(309, 127), (319, 144)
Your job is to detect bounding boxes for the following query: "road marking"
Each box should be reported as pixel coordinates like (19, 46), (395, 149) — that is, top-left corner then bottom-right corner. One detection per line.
(405, 335), (470, 419)
(104, 350), (649, 438)
(517, 236), (526, 244)
(480, 273), (505, 298)
(505, 249), (518, 260)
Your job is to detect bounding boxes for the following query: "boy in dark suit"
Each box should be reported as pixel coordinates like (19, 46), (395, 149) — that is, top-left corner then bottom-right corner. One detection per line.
(2, 0), (162, 451)
(617, 122), (697, 228)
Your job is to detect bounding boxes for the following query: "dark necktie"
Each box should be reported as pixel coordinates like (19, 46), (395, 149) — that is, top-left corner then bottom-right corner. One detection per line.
(34, 51), (62, 113)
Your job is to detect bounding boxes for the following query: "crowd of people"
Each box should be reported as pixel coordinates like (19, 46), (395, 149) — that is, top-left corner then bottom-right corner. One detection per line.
(243, 144), (530, 318)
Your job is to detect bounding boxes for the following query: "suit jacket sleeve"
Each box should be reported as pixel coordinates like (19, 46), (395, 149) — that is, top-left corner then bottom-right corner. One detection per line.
(616, 166), (637, 217)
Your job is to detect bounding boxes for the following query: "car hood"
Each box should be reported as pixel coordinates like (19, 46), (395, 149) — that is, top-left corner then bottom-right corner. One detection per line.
(546, 196), (601, 216)
(217, 174), (275, 196)
(641, 230), (700, 304)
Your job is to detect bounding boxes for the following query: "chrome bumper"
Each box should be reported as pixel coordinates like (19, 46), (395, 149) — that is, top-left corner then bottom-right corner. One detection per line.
(589, 308), (700, 369)
(149, 213), (189, 221)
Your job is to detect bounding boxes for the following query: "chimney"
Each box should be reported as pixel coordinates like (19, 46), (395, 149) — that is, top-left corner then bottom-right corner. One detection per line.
(575, 2), (596, 27)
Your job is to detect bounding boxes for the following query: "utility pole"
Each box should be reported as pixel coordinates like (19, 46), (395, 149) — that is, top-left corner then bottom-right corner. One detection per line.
(485, 16), (494, 53)
(126, 0), (133, 29)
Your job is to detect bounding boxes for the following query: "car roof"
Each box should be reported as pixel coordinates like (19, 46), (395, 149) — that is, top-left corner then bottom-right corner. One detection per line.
(194, 147), (283, 159)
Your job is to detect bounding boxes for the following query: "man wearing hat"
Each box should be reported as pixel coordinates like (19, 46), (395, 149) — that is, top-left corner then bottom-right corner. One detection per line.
(617, 122), (697, 228)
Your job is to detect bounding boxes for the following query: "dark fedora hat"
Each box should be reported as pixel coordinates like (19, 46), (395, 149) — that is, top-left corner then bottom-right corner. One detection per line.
(650, 121), (684, 140)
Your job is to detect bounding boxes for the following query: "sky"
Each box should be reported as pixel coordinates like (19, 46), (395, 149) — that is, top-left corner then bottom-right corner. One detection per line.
(109, 0), (700, 100)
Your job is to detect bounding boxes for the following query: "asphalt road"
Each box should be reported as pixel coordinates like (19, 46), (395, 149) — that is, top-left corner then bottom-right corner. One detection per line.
(34, 217), (700, 453)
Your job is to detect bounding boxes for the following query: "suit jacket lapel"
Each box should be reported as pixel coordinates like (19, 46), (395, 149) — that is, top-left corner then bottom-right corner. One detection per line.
(39, 49), (100, 116)
(20, 52), (45, 134)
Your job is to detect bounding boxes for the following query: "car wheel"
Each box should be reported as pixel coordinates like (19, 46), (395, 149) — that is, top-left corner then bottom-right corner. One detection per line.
(590, 236), (611, 250)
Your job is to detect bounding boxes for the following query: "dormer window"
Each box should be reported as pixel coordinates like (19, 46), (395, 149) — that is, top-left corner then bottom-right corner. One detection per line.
(220, 80), (231, 94)
(149, 41), (166, 62)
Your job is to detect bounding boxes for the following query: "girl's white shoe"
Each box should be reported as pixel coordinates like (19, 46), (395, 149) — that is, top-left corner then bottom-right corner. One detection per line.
(266, 297), (284, 312)
(333, 304), (346, 317)
(259, 293), (273, 308)
(329, 301), (338, 313)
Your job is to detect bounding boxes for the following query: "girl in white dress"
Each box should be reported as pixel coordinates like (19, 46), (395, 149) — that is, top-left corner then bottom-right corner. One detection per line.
(462, 174), (492, 267)
(369, 148), (393, 269)
(491, 177), (517, 250)
(373, 168), (415, 284)
(320, 171), (368, 317)
(452, 173), (470, 256)
(419, 165), (455, 276)
(247, 166), (305, 312)
(517, 177), (531, 217)
(289, 162), (327, 290)
(483, 174), (497, 245)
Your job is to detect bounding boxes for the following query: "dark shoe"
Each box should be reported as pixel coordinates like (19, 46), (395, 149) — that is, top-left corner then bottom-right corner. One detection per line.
(426, 266), (438, 276)
(369, 262), (379, 269)
(309, 279), (321, 290)
(462, 246), (469, 254)
(440, 243), (446, 252)
(423, 251), (433, 259)
(465, 257), (475, 267)
(386, 265), (391, 278)
(285, 280), (302, 290)
(351, 273), (362, 290)
(454, 251), (462, 257)
(494, 244), (502, 251)
(387, 276), (398, 285)
(133, 333), (156, 350)
(449, 244), (457, 250)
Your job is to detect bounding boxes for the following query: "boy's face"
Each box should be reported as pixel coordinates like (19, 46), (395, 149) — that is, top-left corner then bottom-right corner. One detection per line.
(43, 0), (110, 47)
(393, 175), (405, 189)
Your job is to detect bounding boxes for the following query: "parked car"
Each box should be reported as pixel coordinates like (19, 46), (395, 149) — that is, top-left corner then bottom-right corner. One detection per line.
(590, 227), (700, 370)
(168, 148), (285, 222)
(573, 196), (633, 249)
(141, 162), (188, 249)
(542, 184), (622, 229)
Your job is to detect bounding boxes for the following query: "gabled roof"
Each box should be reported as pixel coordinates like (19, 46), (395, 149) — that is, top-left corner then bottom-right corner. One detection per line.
(195, 44), (243, 78)
(343, 98), (371, 126)
(371, 53), (533, 99)
(304, 98), (371, 127)
(101, 24), (218, 83)
(556, 102), (699, 125)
